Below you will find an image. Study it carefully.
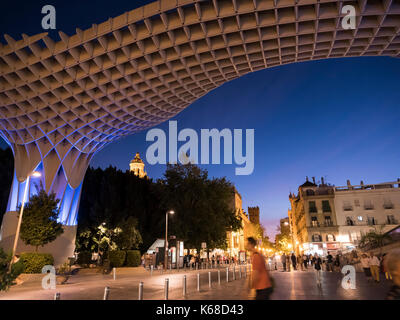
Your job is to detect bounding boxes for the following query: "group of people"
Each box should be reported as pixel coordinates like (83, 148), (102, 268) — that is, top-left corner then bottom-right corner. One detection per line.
(183, 254), (239, 269)
(246, 237), (400, 300)
(360, 251), (392, 283)
(279, 252), (342, 273)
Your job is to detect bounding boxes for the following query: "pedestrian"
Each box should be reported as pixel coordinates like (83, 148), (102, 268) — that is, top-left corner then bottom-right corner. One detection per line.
(291, 253), (297, 271)
(360, 254), (372, 282)
(334, 255), (341, 272)
(281, 253), (287, 271)
(326, 252), (333, 272)
(381, 253), (392, 280)
(313, 253), (323, 287)
(369, 252), (381, 283)
(303, 254), (308, 270)
(246, 237), (273, 300)
(384, 249), (400, 300)
(297, 254), (304, 271)
(286, 254), (291, 271)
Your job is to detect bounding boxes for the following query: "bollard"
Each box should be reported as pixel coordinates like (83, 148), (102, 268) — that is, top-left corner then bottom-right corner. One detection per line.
(138, 282), (144, 300)
(218, 269), (221, 285)
(103, 286), (110, 300)
(113, 267), (116, 280)
(169, 263), (172, 272)
(239, 266), (242, 279)
(164, 278), (169, 300)
(54, 292), (60, 300)
(226, 267), (229, 282)
(197, 273), (200, 292)
(233, 265), (236, 280)
(183, 275), (187, 296)
(208, 271), (212, 288)
(151, 265), (153, 276)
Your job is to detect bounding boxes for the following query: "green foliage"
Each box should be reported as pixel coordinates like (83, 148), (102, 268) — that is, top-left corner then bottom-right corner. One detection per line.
(0, 248), (24, 291)
(19, 185), (64, 251)
(19, 252), (54, 274)
(76, 251), (92, 267)
(126, 250), (141, 267)
(57, 261), (72, 275)
(114, 217), (143, 250)
(359, 226), (392, 250)
(162, 163), (241, 251)
(77, 164), (241, 255)
(108, 250), (126, 267)
(77, 166), (162, 253)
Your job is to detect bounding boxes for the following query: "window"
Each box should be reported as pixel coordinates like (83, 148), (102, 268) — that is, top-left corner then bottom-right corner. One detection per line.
(364, 200), (374, 210)
(346, 217), (354, 226)
(306, 189), (315, 196)
(312, 234), (322, 242)
(309, 201), (317, 213)
(387, 215), (397, 224)
(324, 216), (333, 226)
(311, 216), (319, 227)
(343, 201), (353, 211)
(326, 234), (335, 242)
(383, 199), (394, 209)
(367, 217), (377, 225)
(322, 200), (331, 212)
(354, 199), (360, 207)
(357, 216), (363, 221)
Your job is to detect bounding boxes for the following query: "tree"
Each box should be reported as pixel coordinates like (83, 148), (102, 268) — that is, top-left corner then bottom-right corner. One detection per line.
(19, 185), (64, 251)
(161, 163), (241, 253)
(0, 248), (24, 291)
(114, 217), (143, 250)
(275, 224), (292, 253)
(359, 226), (392, 252)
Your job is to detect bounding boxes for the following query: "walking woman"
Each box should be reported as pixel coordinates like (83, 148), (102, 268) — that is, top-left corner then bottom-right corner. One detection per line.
(369, 252), (381, 283)
(314, 254), (323, 287)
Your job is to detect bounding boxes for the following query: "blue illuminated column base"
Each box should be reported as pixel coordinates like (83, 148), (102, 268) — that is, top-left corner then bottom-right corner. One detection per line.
(0, 141), (93, 265)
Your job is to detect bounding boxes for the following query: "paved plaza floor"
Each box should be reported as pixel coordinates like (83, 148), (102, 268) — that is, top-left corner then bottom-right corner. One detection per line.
(0, 266), (393, 300)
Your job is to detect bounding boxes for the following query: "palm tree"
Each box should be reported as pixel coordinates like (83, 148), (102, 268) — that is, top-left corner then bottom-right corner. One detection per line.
(359, 226), (392, 253)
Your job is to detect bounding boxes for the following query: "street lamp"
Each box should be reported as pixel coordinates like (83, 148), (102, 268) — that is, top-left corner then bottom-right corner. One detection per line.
(164, 210), (174, 270)
(9, 171), (41, 270)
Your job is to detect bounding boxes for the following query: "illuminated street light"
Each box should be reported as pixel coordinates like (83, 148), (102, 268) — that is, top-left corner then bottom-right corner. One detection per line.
(164, 210), (175, 270)
(9, 171), (41, 270)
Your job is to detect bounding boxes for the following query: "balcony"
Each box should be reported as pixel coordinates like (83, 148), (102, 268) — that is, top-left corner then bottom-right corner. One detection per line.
(343, 206), (353, 211)
(364, 205), (375, 210)
(387, 218), (398, 225)
(384, 203), (394, 210)
(324, 221), (334, 227)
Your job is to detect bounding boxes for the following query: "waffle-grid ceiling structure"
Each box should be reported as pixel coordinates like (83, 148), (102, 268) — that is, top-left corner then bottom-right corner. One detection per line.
(0, 0), (399, 227)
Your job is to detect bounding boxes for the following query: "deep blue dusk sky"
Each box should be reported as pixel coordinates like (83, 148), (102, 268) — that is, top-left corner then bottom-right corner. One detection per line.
(1, 1), (400, 239)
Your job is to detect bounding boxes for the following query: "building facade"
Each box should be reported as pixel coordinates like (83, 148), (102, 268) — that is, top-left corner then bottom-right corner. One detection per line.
(334, 179), (400, 249)
(248, 206), (260, 225)
(289, 177), (400, 256)
(129, 152), (147, 178)
(226, 188), (251, 260)
(289, 177), (339, 256)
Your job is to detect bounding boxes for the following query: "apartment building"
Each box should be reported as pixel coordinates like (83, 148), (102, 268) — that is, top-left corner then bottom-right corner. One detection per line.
(334, 179), (400, 248)
(289, 177), (400, 256)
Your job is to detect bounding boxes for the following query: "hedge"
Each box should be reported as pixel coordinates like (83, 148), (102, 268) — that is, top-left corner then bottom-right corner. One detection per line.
(126, 250), (141, 267)
(19, 253), (54, 274)
(76, 251), (92, 266)
(108, 250), (126, 268)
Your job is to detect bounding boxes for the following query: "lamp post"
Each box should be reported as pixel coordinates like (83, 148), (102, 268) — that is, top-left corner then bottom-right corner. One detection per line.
(164, 210), (174, 270)
(9, 171), (41, 271)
